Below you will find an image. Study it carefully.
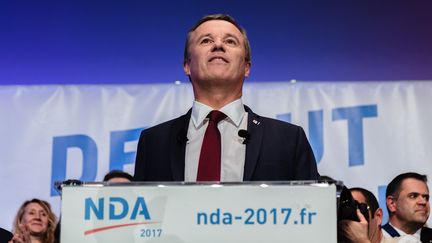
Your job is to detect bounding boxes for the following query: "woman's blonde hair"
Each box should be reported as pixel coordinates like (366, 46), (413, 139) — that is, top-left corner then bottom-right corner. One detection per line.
(12, 198), (57, 243)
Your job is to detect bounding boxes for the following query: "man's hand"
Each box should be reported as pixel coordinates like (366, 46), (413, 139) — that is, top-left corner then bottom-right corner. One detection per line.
(338, 209), (371, 243)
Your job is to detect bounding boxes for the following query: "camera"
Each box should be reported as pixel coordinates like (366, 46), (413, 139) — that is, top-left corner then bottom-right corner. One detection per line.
(337, 186), (370, 222)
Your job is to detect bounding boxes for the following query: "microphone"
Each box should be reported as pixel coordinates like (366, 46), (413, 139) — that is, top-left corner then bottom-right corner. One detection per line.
(238, 129), (250, 144)
(176, 129), (188, 143)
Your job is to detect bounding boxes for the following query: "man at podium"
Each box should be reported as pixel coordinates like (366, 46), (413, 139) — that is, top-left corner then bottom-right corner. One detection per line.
(134, 14), (319, 182)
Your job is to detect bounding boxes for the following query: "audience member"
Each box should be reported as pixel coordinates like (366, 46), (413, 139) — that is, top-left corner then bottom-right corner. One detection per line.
(103, 170), (133, 183)
(341, 187), (420, 243)
(1, 227), (13, 243)
(53, 220), (60, 243)
(383, 172), (432, 243)
(9, 198), (57, 243)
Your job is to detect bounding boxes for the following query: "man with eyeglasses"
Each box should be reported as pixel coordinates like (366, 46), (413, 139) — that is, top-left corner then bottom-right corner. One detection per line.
(383, 172), (432, 243)
(339, 187), (420, 243)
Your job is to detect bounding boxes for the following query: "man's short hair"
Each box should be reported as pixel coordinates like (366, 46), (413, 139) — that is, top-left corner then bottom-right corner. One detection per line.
(103, 170), (133, 182)
(183, 13), (251, 65)
(350, 187), (380, 219)
(386, 172), (428, 199)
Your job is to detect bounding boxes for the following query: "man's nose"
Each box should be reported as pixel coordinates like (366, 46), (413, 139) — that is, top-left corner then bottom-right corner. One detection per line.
(211, 39), (225, 52)
(418, 196), (428, 204)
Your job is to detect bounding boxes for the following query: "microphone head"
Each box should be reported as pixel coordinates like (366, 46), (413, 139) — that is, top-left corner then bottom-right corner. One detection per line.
(238, 129), (250, 144)
(176, 129), (188, 143)
(238, 129), (249, 138)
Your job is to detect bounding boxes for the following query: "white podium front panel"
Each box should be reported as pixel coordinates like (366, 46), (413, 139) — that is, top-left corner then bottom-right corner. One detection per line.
(61, 183), (337, 243)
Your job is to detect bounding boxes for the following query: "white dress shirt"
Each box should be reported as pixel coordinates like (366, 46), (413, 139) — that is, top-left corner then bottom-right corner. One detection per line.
(184, 99), (248, 182)
(382, 223), (422, 242)
(381, 234), (421, 243)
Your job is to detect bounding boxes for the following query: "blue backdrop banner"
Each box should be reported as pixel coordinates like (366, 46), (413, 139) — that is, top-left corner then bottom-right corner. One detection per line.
(1, 81), (431, 229)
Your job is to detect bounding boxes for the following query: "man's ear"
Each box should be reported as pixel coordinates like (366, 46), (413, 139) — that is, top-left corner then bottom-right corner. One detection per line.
(374, 208), (383, 225)
(386, 196), (397, 214)
(183, 60), (191, 76)
(244, 62), (251, 78)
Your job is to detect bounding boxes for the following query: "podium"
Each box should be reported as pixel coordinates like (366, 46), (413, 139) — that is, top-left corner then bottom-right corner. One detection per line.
(59, 181), (338, 243)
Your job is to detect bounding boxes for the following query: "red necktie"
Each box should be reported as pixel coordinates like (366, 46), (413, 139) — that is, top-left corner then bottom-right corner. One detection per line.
(197, 110), (227, 181)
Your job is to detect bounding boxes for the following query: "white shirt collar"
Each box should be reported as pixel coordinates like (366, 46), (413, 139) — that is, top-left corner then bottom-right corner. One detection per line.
(191, 99), (245, 128)
(389, 222), (422, 240)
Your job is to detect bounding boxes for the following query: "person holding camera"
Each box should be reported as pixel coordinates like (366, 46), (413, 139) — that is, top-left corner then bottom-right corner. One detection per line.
(339, 187), (420, 243)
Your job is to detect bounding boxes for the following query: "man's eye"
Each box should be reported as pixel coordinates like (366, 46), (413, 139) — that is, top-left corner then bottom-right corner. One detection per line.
(200, 38), (212, 44)
(225, 39), (237, 45)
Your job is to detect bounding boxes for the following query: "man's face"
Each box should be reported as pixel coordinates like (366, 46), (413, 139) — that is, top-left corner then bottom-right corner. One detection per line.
(107, 177), (131, 183)
(351, 191), (382, 241)
(389, 178), (430, 226)
(184, 20), (251, 89)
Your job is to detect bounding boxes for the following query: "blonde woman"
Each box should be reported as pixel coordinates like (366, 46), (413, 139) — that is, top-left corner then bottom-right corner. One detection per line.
(9, 199), (57, 243)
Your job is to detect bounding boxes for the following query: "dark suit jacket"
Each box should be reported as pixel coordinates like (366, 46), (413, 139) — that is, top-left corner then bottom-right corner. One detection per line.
(134, 106), (319, 181)
(0, 227), (12, 243)
(421, 227), (432, 243)
(382, 222), (432, 243)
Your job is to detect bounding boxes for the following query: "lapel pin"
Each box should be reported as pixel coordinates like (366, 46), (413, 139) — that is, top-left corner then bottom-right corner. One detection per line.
(253, 119), (260, 125)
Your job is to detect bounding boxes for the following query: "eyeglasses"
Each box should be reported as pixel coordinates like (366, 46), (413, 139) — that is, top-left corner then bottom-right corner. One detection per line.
(355, 200), (370, 211)
(355, 200), (371, 221)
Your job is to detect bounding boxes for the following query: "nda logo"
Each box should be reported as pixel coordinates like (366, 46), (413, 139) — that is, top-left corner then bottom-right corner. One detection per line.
(84, 196), (159, 235)
(85, 196), (151, 220)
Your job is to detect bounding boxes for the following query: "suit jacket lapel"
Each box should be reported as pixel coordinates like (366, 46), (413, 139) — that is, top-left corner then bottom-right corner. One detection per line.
(421, 226), (432, 242)
(243, 106), (263, 181)
(170, 109), (191, 181)
(382, 223), (400, 237)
